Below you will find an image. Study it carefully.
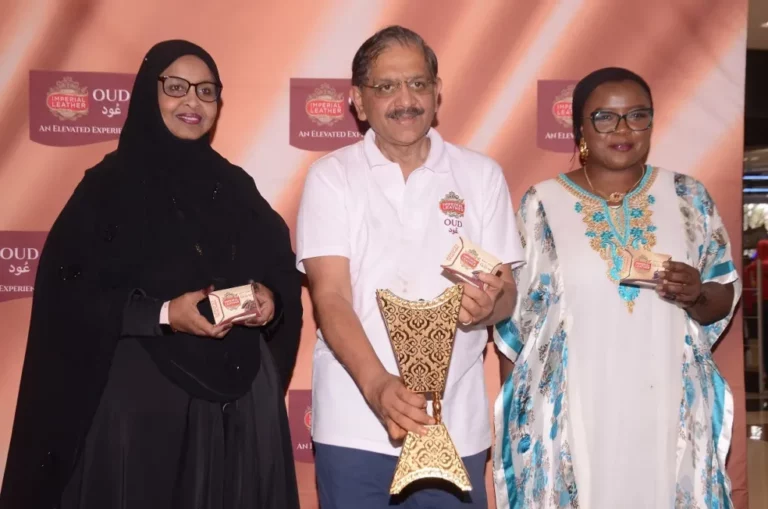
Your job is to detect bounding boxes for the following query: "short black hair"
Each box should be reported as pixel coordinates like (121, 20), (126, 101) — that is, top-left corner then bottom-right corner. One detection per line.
(572, 67), (653, 145)
(351, 25), (438, 87)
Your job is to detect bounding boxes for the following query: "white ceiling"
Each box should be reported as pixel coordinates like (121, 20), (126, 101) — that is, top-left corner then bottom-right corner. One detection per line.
(749, 0), (768, 49)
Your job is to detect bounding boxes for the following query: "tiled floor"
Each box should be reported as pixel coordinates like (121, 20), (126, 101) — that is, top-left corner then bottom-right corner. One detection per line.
(748, 410), (768, 509)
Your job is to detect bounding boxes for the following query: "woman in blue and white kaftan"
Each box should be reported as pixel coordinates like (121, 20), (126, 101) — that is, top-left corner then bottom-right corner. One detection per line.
(493, 164), (741, 509)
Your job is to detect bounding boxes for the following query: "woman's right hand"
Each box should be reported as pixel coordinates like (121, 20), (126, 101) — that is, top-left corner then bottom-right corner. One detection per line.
(169, 288), (232, 339)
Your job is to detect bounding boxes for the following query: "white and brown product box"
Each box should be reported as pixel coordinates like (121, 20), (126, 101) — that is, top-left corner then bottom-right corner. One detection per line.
(208, 284), (260, 325)
(441, 236), (502, 288)
(619, 247), (671, 286)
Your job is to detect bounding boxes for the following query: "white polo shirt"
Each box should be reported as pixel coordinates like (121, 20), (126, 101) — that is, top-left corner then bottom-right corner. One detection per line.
(296, 128), (523, 457)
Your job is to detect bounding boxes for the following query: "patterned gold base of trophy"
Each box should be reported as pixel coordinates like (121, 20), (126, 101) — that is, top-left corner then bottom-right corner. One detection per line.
(376, 285), (472, 495)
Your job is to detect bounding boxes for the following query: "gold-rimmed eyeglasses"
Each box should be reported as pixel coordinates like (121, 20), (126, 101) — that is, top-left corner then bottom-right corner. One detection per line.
(360, 78), (436, 98)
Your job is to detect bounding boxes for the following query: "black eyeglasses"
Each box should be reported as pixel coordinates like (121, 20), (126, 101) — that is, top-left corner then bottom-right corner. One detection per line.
(589, 107), (654, 133)
(360, 78), (436, 98)
(158, 76), (222, 102)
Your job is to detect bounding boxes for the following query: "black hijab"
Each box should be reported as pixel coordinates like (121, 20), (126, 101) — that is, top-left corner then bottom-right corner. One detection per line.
(123, 41), (284, 403)
(119, 40), (219, 161)
(0, 40), (302, 508)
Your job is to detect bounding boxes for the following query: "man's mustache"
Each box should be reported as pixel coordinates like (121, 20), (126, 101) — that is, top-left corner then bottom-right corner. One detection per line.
(387, 107), (425, 120)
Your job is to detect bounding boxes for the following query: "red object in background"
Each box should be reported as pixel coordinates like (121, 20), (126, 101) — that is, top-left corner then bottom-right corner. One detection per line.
(287, 390), (313, 463)
(743, 240), (768, 314)
(0, 232), (48, 303)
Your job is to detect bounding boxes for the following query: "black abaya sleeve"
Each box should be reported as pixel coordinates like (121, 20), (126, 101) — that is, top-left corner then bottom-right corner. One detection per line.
(121, 290), (166, 337)
(0, 165), (142, 509)
(249, 185), (303, 394)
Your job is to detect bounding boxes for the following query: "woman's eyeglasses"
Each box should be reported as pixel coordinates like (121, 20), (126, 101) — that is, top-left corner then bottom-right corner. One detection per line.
(589, 108), (654, 133)
(158, 76), (222, 103)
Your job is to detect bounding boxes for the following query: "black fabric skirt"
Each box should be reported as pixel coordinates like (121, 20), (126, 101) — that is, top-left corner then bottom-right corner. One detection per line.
(60, 337), (299, 509)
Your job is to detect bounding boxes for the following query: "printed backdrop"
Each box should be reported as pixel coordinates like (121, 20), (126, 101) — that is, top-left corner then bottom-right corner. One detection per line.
(0, 1), (749, 507)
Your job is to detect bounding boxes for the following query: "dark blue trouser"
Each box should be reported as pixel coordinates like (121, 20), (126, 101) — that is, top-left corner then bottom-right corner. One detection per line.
(314, 443), (488, 509)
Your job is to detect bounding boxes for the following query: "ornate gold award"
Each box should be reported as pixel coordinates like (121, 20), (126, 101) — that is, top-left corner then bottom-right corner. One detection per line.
(375, 284), (472, 495)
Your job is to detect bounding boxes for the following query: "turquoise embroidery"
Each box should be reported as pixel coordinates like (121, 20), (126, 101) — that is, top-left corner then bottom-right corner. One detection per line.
(558, 167), (658, 312)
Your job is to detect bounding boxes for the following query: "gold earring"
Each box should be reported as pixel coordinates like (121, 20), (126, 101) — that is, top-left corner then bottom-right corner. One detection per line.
(578, 138), (589, 165)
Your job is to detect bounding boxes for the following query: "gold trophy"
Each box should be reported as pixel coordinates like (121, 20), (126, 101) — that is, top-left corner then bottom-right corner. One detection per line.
(375, 284), (472, 495)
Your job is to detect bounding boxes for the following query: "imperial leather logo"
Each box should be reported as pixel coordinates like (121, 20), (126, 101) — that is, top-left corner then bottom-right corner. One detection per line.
(537, 80), (577, 153)
(223, 293), (241, 310)
(288, 390), (314, 463)
(47, 77), (89, 120)
(0, 232), (48, 303)
(460, 251), (480, 269)
(289, 78), (364, 151)
(306, 83), (345, 127)
(439, 191), (465, 218)
(552, 85), (574, 129)
(30, 70), (135, 147)
(440, 191), (465, 235)
(634, 258), (652, 271)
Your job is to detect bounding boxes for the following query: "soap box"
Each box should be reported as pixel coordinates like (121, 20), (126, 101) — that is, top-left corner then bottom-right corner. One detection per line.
(441, 237), (502, 287)
(208, 284), (260, 325)
(619, 247), (670, 286)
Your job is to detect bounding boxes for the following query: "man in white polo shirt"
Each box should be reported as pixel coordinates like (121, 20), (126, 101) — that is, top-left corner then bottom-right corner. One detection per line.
(296, 25), (523, 508)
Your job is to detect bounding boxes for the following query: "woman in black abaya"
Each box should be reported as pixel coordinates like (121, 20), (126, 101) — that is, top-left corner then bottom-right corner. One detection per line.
(0, 40), (301, 509)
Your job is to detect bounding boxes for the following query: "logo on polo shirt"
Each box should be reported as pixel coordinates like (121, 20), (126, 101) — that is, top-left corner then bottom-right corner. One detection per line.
(440, 191), (465, 235)
(440, 191), (465, 218)
(287, 389), (314, 463)
(289, 78), (365, 152)
(537, 80), (577, 153)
